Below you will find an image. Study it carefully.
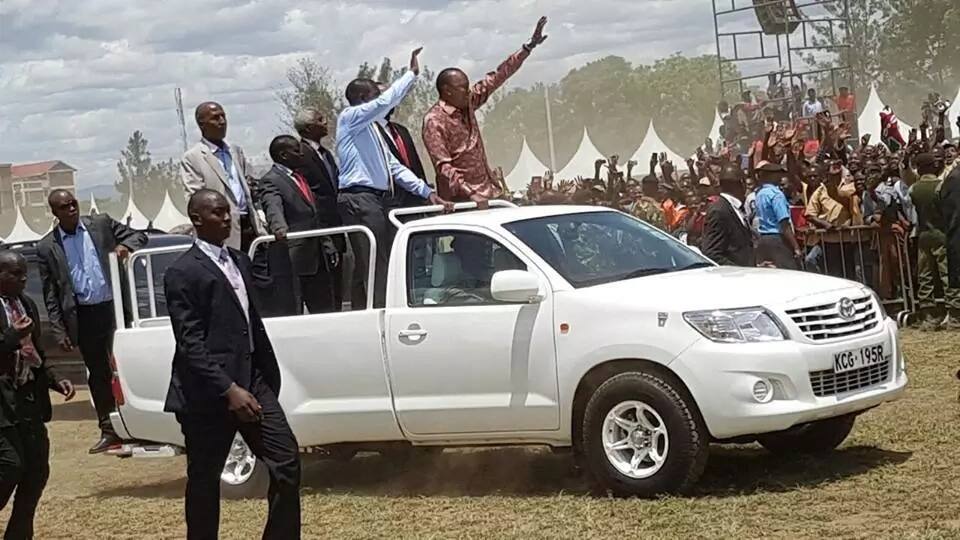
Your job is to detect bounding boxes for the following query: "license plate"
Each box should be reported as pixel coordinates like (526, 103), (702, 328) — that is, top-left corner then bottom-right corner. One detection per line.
(833, 343), (885, 374)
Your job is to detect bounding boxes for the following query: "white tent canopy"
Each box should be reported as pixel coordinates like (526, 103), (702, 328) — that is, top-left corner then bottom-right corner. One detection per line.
(858, 85), (913, 142)
(153, 191), (190, 232)
(88, 193), (99, 215)
(631, 120), (687, 169)
(707, 112), (723, 147)
(122, 196), (150, 230)
(557, 128), (605, 180)
(945, 87), (960, 136)
(504, 138), (550, 191)
(3, 206), (45, 244)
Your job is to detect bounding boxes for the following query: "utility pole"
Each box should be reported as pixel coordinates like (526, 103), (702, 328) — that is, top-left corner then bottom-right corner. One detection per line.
(174, 88), (188, 154)
(544, 85), (557, 173)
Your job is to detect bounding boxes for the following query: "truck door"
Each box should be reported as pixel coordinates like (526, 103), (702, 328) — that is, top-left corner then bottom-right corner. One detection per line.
(385, 227), (560, 435)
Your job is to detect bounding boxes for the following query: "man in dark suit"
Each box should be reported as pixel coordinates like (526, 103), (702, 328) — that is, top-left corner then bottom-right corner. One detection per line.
(701, 167), (756, 267)
(294, 108), (347, 311)
(261, 135), (340, 314)
(36, 190), (147, 453)
(164, 189), (300, 540)
(0, 250), (75, 539)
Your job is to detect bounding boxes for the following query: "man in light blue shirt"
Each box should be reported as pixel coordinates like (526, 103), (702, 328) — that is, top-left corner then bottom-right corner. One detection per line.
(37, 189), (146, 453)
(754, 162), (802, 269)
(336, 47), (452, 308)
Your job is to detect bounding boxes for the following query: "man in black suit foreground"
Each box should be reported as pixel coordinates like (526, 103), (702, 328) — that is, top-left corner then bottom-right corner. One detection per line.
(0, 250), (76, 538)
(701, 166), (756, 267)
(261, 135), (340, 314)
(37, 189), (146, 453)
(164, 190), (300, 540)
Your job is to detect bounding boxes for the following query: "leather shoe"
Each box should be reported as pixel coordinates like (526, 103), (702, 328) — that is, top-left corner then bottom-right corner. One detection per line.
(89, 433), (122, 454)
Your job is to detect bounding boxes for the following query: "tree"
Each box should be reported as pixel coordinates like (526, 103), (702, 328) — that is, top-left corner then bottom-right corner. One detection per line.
(481, 54), (735, 181)
(276, 58), (340, 133)
(116, 131), (178, 220)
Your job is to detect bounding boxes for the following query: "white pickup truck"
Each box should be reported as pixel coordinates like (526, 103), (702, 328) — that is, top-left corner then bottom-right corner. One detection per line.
(105, 203), (907, 498)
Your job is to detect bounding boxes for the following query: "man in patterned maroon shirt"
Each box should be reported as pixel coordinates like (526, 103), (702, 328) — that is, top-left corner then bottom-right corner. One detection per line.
(423, 16), (548, 206)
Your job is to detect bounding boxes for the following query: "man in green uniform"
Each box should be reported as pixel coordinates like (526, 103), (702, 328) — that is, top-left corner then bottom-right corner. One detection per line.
(909, 153), (960, 330)
(630, 174), (666, 229)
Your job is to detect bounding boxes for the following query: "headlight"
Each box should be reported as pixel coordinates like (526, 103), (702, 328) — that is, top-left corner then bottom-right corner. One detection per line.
(683, 308), (786, 343)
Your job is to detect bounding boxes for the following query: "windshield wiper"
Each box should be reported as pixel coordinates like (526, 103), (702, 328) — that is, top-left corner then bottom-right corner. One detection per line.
(675, 262), (714, 272)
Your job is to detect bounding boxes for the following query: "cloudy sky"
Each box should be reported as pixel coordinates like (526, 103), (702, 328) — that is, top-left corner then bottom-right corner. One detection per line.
(1, 0), (724, 193)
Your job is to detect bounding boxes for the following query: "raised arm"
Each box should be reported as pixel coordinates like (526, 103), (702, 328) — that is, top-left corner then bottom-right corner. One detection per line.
(340, 48), (422, 133)
(472, 17), (547, 108)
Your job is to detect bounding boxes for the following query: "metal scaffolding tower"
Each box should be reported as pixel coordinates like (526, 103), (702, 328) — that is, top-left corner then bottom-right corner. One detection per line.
(712, 0), (854, 107)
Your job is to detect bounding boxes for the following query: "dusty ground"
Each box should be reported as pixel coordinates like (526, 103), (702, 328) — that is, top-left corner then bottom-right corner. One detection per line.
(2, 328), (959, 539)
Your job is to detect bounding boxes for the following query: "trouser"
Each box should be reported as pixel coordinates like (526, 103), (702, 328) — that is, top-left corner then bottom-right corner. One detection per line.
(76, 302), (116, 436)
(0, 422), (50, 540)
(240, 214), (257, 253)
(338, 189), (395, 309)
(177, 375), (301, 540)
(296, 268), (339, 314)
(917, 243), (960, 310)
(757, 235), (798, 270)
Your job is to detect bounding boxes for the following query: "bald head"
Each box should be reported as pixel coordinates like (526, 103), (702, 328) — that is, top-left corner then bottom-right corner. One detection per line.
(48, 189), (80, 232)
(188, 189), (232, 246)
(0, 250), (27, 297)
(437, 68), (470, 110)
(195, 101), (227, 143)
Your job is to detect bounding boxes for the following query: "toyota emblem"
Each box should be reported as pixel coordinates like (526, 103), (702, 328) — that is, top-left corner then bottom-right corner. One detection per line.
(838, 298), (856, 320)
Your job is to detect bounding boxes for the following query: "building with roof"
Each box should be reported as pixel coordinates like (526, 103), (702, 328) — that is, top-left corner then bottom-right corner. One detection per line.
(0, 160), (77, 213)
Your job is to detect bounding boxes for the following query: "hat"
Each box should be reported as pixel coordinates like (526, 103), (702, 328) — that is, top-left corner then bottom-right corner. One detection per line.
(755, 161), (787, 173)
(698, 177), (713, 187)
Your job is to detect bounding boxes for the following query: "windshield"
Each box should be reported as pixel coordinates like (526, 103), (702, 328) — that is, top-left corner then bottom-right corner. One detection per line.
(504, 211), (712, 288)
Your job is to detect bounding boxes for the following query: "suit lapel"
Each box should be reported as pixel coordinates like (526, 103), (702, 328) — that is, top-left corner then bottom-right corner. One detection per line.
(191, 247), (246, 317)
(199, 145), (236, 203)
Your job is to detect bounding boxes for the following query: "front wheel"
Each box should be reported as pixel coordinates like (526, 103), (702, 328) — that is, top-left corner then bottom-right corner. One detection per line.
(220, 435), (269, 499)
(581, 371), (709, 497)
(757, 414), (856, 455)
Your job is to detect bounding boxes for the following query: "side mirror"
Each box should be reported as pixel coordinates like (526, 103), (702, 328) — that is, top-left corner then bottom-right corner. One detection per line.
(491, 270), (544, 304)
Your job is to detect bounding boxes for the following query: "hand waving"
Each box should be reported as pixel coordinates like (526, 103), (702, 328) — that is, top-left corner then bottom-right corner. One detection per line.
(409, 47), (423, 76)
(528, 16), (548, 48)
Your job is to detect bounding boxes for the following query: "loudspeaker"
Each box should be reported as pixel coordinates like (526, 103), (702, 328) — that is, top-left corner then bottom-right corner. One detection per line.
(753, 0), (802, 35)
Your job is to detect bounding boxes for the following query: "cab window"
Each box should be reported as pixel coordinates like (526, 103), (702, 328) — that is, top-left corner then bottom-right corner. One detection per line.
(407, 231), (526, 307)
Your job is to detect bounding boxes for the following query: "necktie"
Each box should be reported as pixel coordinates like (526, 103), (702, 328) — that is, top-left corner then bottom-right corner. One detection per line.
(5, 298), (40, 386)
(390, 126), (412, 168)
(292, 172), (316, 205)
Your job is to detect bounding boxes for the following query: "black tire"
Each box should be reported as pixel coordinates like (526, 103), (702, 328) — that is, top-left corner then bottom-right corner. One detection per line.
(757, 414), (856, 455)
(581, 371), (709, 497)
(220, 456), (269, 499)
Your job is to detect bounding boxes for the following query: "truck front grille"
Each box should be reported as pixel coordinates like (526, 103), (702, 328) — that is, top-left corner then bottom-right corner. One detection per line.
(809, 360), (891, 397)
(786, 295), (879, 341)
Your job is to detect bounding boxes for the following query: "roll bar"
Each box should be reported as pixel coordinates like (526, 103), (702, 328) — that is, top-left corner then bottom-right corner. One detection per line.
(387, 200), (517, 229)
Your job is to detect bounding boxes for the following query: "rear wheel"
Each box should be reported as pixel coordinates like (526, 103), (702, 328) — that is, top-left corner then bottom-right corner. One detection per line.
(220, 435), (268, 499)
(581, 371), (708, 497)
(757, 414), (856, 455)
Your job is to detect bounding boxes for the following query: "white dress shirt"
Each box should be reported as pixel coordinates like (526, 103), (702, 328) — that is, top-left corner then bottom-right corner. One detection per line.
(720, 192), (747, 227)
(202, 138), (248, 213)
(195, 239), (253, 348)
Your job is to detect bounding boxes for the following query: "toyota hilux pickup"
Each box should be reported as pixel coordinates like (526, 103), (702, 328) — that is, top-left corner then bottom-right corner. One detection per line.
(104, 203), (907, 497)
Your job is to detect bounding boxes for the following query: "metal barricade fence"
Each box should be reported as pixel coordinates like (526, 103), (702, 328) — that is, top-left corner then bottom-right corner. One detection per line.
(801, 225), (916, 325)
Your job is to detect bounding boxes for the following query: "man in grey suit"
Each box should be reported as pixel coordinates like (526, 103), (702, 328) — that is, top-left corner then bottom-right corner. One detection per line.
(36, 190), (147, 453)
(260, 136), (340, 315)
(180, 101), (264, 251)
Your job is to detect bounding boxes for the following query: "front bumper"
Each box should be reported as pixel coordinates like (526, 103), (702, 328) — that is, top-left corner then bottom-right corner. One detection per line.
(671, 317), (907, 439)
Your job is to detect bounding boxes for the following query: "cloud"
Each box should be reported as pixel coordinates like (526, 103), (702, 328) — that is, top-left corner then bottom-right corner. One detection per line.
(1, 0), (717, 192)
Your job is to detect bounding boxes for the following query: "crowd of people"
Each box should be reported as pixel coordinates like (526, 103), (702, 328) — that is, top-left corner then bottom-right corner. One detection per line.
(2, 9), (960, 535)
(523, 85), (960, 332)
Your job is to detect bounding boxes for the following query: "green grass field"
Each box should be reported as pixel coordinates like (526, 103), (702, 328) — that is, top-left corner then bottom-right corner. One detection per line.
(5, 328), (959, 539)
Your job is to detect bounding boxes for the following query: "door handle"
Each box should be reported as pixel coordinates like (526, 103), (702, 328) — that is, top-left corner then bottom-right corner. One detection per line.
(398, 329), (428, 339)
